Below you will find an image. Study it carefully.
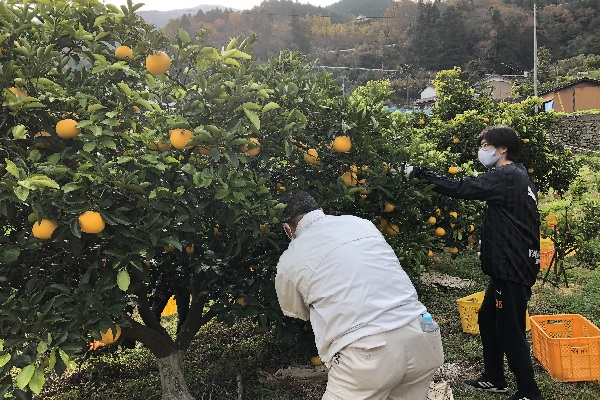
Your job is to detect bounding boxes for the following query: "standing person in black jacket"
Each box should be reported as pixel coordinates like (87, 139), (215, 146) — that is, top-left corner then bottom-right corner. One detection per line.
(407, 126), (544, 400)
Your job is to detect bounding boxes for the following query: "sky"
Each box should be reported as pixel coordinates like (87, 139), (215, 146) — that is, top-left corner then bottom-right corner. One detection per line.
(104, 0), (338, 12)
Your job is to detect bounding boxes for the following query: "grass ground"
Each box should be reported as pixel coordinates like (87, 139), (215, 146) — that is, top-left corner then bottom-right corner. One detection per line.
(41, 251), (600, 400)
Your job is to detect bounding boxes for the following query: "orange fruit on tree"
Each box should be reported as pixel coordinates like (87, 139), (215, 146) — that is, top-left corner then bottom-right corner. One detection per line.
(185, 245), (194, 255)
(197, 146), (211, 155)
(523, 138), (530, 143)
(418, 118), (425, 125)
(358, 179), (372, 195)
(169, 129), (193, 149)
(145, 51), (171, 75)
(469, 224), (475, 232)
(376, 217), (389, 230)
(79, 211), (105, 234)
(311, 356), (324, 366)
(100, 325), (121, 345)
(114, 45), (133, 60)
(428, 216), (437, 224)
(452, 137), (460, 144)
(448, 166), (458, 174)
(56, 118), (81, 139)
(436, 208), (442, 216)
(149, 140), (171, 152)
(553, 193), (560, 199)
(32, 219), (58, 239)
(385, 223), (400, 236)
(341, 171), (357, 187)
(358, 196), (370, 206)
(241, 137), (261, 156)
(383, 201), (395, 213)
(449, 247), (459, 255)
(34, 131), (52, 148)
(468, 235), (477, 244)
(527, 168), (534, 173)
(304, 148), (320, 165)
(435, 227), (446, 237)
(449, 211), (458, 218)
(332, 135), (352, 152)
(427, 249), (434, 257)
(164, 244), (176, 252)
(483, 117), (489, 123)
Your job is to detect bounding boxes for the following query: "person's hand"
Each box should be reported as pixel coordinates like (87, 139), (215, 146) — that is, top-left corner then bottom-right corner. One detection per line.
(405, 165), (414, 178)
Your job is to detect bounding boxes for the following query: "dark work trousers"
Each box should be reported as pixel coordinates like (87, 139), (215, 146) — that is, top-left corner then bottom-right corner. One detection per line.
(478, 277), (541, 396)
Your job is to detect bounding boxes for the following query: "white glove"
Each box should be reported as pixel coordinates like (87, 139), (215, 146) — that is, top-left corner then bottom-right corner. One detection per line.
(405, 165), (414, 178)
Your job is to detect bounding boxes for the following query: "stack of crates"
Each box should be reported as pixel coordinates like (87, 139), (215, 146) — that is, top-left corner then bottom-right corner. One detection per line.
(530, 314), (600, 382)
(456, 291), (530, 334)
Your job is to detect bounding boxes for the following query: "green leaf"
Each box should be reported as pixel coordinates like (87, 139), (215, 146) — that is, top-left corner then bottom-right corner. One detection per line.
(178, 29), (191, 43)
(14, 186), (29, 202)
(5, 159), (19, 178)
(16, 365), (35, 389)
(61, 182), (80, 193)
(117, 270), (130, 292)
(29, 368), (45, 395)
(263, 102), (280, 112)
(1, 247), (20, 263)
(83, 142), (96, 152)
(28, 175), (60, 189)
(242, 102), (261, 111)
(243, 108), (260, 131)
(37, 341), (48, 355)
(87, 104), (106, 113)
(223, 58), (240, 67)
(0, 354), (10, 368)
(12, 124), (27, 139)
(117, 82), (132, 96)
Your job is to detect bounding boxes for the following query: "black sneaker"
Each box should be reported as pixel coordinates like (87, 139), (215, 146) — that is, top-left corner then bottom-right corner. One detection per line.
(505, 393), (545, 400)
(464, 377), (508, 393)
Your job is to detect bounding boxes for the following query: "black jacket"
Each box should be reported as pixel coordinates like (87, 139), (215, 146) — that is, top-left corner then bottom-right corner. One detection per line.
(413, 163), (541, 287)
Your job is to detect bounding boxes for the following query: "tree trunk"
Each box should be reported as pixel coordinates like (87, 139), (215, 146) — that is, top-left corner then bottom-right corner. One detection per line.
(156, 351), (195, 400)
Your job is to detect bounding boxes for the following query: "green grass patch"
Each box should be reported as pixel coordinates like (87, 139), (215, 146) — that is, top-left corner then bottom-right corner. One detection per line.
(41, 251), (600, 400)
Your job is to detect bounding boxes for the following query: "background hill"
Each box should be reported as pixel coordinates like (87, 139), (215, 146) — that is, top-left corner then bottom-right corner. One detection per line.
(326, 0), (391, 18)
(139, 0), (600, 106)
(138, 4), (239, 28)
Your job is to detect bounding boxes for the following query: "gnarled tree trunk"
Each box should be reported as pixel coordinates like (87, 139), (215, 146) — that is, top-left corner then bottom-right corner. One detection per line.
(156, 351), (194, 400)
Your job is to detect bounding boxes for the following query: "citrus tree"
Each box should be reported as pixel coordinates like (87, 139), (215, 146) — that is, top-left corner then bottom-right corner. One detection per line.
(394, 67), (580, 255)
(0, 1), (434, 398)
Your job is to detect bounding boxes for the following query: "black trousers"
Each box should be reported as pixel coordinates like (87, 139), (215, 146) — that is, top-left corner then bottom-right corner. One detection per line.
(478, 278), (541, 396)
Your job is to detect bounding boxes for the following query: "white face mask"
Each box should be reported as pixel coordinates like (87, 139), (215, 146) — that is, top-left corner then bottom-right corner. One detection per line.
(478, 147), (501, 168)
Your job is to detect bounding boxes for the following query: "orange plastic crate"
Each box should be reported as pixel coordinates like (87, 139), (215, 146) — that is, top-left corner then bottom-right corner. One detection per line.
(540, 249), (555, 270)
(456, 291), (530, 334)
(530, 314), (600, 382)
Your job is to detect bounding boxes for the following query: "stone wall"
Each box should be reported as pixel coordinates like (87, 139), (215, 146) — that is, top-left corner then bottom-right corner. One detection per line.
(552, 113), (600, 150)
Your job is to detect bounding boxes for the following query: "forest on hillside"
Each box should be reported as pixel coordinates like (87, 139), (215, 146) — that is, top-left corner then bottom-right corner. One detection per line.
(161, 0), (600, 105)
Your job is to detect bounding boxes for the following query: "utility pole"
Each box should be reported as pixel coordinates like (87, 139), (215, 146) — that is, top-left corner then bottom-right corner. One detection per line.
(533, 2), (538, 113)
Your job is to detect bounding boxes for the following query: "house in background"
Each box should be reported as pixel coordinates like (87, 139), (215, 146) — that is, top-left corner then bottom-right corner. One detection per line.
(541, 78), (600, 112)
(473, 74), (516, 100)
(413, 84), (437, 111)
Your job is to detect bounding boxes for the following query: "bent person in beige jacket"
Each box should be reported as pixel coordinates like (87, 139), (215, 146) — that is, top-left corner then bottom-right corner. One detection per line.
(275, 189), (444, 400)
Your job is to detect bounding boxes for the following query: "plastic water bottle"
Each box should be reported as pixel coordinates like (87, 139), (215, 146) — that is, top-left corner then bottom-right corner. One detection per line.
(421, 312), (440, 332)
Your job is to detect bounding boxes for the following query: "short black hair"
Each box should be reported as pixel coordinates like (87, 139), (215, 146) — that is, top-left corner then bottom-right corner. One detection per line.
(279, 189), (319, 226)
(477, 125), (520, 161)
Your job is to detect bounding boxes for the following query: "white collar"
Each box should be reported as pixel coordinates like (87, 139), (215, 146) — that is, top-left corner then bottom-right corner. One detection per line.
(295, 209), (325, 236)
